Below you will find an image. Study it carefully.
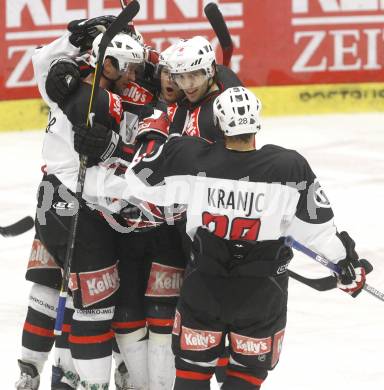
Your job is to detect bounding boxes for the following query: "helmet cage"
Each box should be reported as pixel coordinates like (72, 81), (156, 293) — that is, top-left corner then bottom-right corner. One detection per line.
(213, 87), (262, 136)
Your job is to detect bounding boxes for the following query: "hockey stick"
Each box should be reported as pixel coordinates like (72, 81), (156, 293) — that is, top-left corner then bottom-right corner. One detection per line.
(288, 270), (337, 291)
(0, 216), (34, 237)
(285, 236), (384, 302)
(54, 0), (141, 336)
(204, 2), (234, 66)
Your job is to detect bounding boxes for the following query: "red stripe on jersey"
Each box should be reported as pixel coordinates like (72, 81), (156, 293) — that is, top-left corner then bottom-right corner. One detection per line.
(23, 322), (54, 338)
(217, 357), (229, 367)
(122, 146), (135, 155)
(226, 369), (264, 386)
(107, 91), (123, 125)
(112, 320), (146, 330)
(62, 324), (71, 333)
(146, 317), (174, 327)
(145, 140), (155, 155)
(176, 369), (212, 381)
(68, 330), (114, 344)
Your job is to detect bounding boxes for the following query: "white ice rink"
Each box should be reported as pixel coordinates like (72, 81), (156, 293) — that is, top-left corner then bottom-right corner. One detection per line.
(1, 113), (384, 389)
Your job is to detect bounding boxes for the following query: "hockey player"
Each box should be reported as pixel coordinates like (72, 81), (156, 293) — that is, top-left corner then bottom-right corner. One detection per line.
(74, 86), (368, 389)
(45, 40), (187, 390)
(165, 35), (242, 142)
(15, 16), (131, 390)
(25, 27), (146, 389)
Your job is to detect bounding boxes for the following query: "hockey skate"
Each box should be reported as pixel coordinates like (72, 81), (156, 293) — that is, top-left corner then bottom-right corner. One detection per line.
(15, 360), (40, 390)
(115, 362), (136, 389)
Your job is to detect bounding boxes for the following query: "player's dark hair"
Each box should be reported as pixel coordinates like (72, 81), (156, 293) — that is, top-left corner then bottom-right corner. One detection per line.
(106, 56), (120, 71)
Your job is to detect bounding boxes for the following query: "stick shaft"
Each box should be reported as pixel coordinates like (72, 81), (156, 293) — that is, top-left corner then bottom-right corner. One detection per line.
(285, 236), (384, 302)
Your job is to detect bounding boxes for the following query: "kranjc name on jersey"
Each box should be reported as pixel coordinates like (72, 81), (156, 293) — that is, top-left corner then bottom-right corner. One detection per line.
(32, 32), (129, 213)
(86, 129), (346, 263)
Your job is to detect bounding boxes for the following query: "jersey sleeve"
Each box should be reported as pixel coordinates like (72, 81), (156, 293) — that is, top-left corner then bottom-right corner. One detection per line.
(216, 65), (244, 89)
(31, 33), (80, 109)
(283, 153), (346, 262)
(83, 136), (194, 208)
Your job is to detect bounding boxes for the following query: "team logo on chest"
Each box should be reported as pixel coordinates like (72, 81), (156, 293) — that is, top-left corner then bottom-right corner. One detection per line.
(183, 107), (201, 137)
(121, 81), (153, 105)
(107, 91), (123, 124)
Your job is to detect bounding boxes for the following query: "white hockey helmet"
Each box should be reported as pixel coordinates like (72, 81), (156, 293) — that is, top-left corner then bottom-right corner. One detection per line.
(158, 43), (179, 68)
(213, 87), (262, 136)
(89, 32), (144, 72)
(166, 36), (216, 77)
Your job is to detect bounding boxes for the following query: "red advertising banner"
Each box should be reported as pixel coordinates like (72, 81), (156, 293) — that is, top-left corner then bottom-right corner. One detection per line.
(1, 0), (384, 101)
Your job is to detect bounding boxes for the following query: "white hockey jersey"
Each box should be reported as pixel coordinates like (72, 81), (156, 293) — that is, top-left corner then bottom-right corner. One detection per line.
(32, 33), (127, 213)
(84, 135), (347, 263)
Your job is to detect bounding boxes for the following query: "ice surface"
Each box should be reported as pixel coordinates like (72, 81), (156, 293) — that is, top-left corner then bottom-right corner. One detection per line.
(1, 113), (383, 389)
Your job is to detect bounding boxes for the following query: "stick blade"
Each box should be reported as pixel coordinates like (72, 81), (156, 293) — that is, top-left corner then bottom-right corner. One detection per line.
(0, 216), (34, 237)
(288, 270), (337, 291)
(204, 2), (233, 66)
(360, 259), (373, 274)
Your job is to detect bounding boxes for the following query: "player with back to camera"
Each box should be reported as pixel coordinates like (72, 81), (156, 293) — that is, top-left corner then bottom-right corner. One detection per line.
(75, 86), (368, 390)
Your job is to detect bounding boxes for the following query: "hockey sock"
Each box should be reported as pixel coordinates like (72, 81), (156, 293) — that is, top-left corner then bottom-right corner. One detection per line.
(69, 306), (115, 388)
(215, 347), (229, 385)
(21, 283), (58, 373)
(221, 365), (267, 390)
(173, 370), (212, 390)
(115, 329), (149, 389)
(148, 331), (175, 390)
(173, 358), (214, 390)
(112, 343), (133, 390)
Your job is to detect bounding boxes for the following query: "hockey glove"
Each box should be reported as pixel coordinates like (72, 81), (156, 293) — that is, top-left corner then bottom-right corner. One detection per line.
(136, 108), (170, 142)
(45, 58), (80, 105)
(68, 16), (116, 51)
(336, 231), (366, 297)
(73, 122), (121, 162)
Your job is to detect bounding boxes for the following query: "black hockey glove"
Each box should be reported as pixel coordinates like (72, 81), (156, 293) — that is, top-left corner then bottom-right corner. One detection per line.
(336, 231), (367, 297)
(68, 15), (116, 51)
(73, 122), (121, 162)
(45, 58), (80, 105)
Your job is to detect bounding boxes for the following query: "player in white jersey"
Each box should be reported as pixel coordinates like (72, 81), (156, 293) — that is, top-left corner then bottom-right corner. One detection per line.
(42, 39), (188, 390)
(16, 25), (148, 390)
(75, 86), (368, 389)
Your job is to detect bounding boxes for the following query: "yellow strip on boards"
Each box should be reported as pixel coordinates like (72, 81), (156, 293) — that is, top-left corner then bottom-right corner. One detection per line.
(250, 82), (384, 117)
(1, 82), (384, 132)
(0, 99), (49, 132)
